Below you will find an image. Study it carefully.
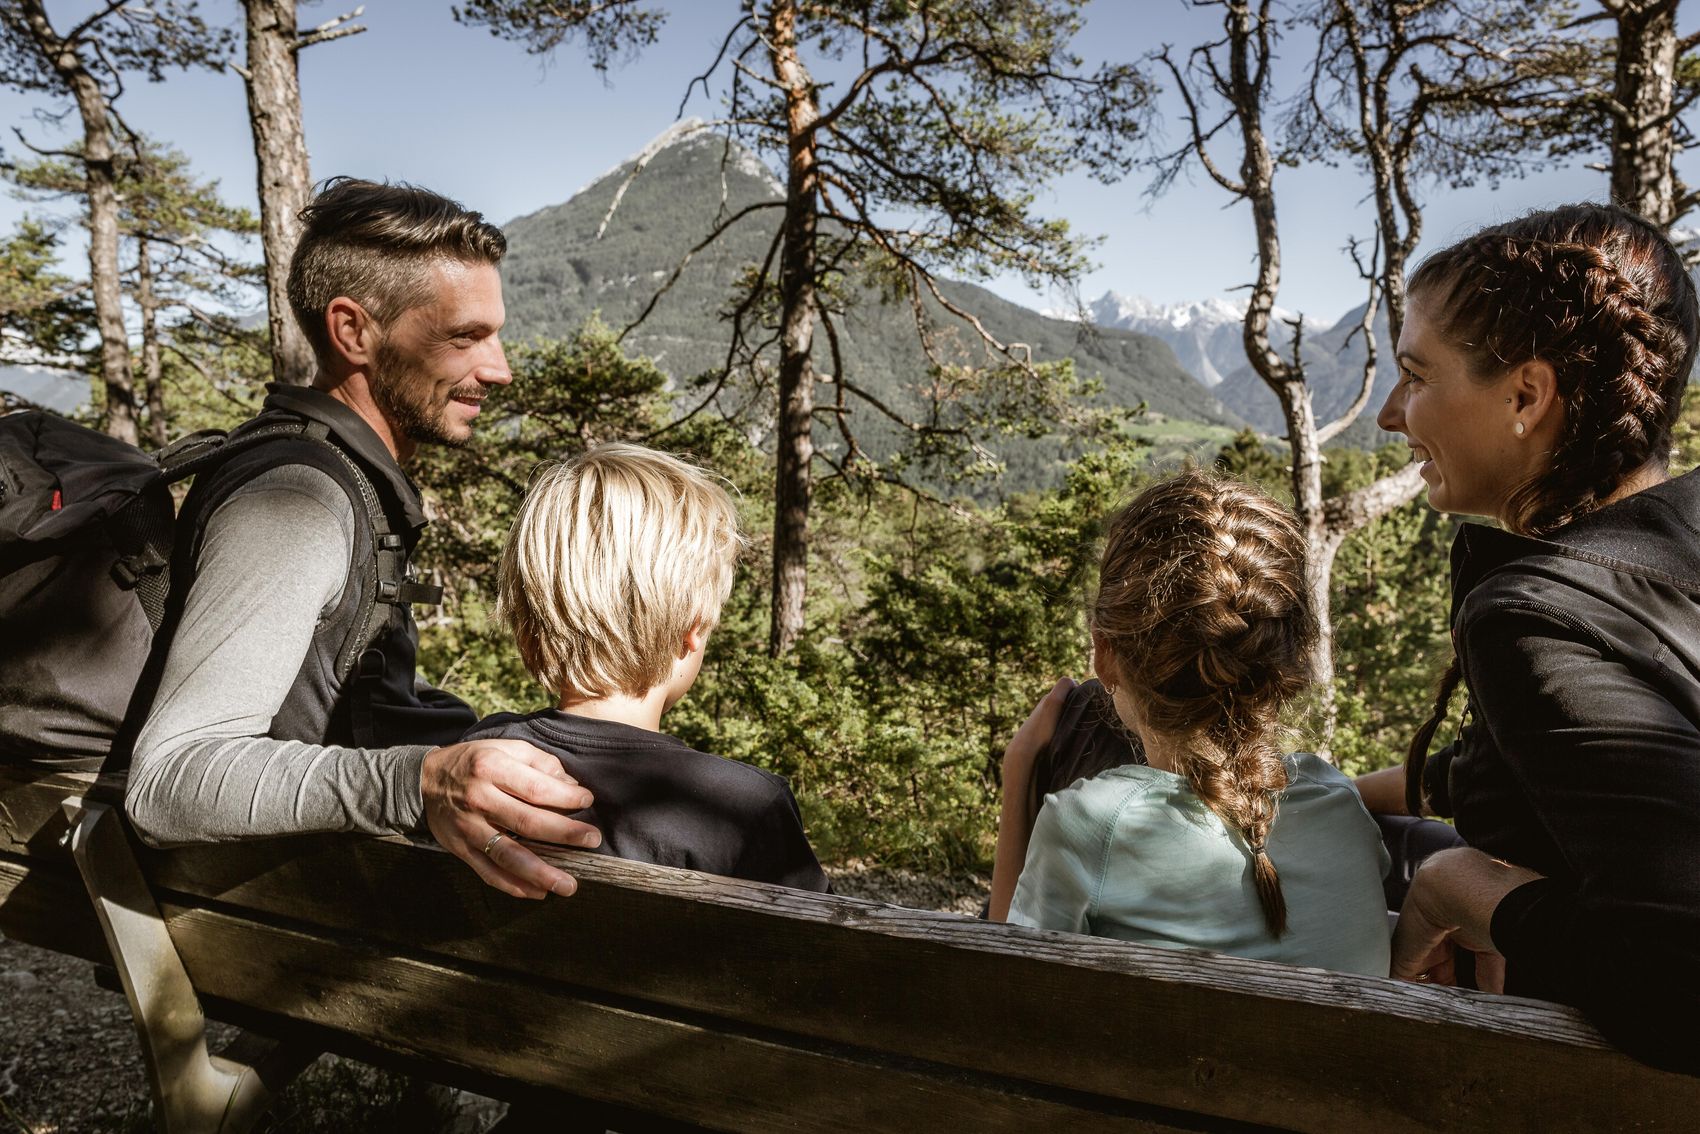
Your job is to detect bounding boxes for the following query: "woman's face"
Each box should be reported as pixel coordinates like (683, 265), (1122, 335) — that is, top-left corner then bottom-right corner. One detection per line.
(1377, 296), (1540, 523)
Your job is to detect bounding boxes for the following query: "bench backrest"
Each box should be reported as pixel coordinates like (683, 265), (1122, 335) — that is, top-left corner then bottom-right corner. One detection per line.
(1, 764), (1694, 1132)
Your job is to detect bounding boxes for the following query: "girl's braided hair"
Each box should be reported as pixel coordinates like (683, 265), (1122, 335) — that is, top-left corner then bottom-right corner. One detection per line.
(1093, 470), (1316, 936)
(1404, 203), (1700, 815)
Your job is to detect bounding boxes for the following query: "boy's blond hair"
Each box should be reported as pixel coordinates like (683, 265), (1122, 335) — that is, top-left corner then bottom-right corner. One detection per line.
(497, 443), (744, 701)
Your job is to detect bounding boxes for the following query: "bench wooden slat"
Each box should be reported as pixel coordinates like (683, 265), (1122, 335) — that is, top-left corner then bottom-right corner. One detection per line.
(3, 765), (1697, 1133)
(0, 854), (1231, 1134)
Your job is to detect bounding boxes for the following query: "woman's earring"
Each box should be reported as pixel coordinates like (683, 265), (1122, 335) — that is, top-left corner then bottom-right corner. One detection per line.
(1514, 421), (1526, 436)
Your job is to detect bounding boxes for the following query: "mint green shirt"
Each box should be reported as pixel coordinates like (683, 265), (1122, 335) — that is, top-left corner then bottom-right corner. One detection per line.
(1008, 753), (1392, 976)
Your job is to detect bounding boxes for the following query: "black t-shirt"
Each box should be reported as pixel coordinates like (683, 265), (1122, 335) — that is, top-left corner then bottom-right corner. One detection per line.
(463, 710), (830, 892)
(1028, 679), (1145, 816)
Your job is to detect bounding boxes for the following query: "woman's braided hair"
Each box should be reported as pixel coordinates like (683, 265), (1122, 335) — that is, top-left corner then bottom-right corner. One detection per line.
(1092, 470), (1317, 936)
(1403, 203), (1700, 815)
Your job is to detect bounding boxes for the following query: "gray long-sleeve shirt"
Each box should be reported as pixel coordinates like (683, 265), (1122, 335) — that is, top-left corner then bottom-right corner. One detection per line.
(126, 464), (431, 847)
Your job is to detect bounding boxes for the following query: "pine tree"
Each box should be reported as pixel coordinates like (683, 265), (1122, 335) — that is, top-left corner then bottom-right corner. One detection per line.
(459, 0), (1151, 656)
(11, 139), (261, 445)
(0, 217), (89, 384)
(231, 1), (366, 387)
(0, 0), (230, 443)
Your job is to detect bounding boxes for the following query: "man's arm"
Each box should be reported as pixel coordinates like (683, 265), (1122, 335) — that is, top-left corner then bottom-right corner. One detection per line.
(127, 468), (426, 841)
(126, 466), (601, 899)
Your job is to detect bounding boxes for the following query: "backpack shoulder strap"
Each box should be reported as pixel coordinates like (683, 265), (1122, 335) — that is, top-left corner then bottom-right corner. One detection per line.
(177, 414), (441, 681)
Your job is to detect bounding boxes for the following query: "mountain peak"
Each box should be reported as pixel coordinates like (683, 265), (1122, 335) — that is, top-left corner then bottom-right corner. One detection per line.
(1090, 291), (1320, 332)
(574, 118), (781, 200)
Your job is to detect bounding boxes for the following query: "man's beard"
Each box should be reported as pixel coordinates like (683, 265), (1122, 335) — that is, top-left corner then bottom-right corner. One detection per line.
(369, 336), (474, 449)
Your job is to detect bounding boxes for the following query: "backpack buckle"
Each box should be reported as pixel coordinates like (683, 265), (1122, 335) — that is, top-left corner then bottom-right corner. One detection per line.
(356, 647), (385, 682)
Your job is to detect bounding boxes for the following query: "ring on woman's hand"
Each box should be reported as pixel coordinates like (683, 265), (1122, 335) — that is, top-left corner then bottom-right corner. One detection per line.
(481, 831), (509, 857)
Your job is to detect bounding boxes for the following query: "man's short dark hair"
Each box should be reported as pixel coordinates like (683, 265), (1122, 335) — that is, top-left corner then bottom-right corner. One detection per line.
(287, 177), (508, 366)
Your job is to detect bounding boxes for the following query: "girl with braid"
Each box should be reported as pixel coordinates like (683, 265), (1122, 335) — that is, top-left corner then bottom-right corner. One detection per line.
(1355, 203), (1700, 1073)
(996, 471), (1392, 976)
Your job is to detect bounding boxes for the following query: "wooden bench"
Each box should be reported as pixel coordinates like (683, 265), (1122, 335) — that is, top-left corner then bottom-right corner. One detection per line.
(2, 763), (1696, 1133)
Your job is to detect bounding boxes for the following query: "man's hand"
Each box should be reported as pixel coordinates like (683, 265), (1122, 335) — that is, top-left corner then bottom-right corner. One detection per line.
(421, 738), (601, 899)
(1392, 846), (1541, 994)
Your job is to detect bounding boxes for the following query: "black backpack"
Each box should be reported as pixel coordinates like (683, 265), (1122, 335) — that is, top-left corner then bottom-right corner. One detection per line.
(0, 410), (417, 768)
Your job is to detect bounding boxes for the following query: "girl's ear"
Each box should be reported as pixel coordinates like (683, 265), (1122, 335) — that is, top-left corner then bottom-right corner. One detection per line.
(1091, 631), (1120, 690)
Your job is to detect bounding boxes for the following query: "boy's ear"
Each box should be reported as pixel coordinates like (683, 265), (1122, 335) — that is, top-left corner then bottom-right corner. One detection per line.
(681, 620), (710, 658)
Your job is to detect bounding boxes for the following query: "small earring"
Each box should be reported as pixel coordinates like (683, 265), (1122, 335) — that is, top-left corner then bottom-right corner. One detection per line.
(1514, 421), (1526, 436)
(1103, 682), (1119, 697)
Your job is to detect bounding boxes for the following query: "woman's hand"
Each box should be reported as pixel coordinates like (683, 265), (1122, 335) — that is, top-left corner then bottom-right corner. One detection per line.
(988, 678), (1076, 922)
(1391, 846), (1543, 993)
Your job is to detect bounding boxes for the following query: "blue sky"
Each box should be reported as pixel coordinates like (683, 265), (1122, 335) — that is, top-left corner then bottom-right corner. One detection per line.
(3, 1), (1694, 324)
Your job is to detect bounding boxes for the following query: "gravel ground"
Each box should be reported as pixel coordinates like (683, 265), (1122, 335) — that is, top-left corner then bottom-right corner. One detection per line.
(0, 865), (987, 1133)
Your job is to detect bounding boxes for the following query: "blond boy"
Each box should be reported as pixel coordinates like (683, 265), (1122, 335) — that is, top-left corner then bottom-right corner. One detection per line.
(461, 443), (827, 890)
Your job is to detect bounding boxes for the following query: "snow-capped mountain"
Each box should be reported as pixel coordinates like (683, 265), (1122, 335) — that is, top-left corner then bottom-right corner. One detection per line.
(1075, 290), (1398, 446)
(1084, 292), (1319, 388)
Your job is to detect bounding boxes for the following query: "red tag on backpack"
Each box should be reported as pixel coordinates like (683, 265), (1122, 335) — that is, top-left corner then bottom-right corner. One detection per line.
(50, 489), (62, 510)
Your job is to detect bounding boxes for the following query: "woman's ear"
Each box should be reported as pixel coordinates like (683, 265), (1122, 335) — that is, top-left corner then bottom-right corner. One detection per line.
(1509, 358), (1561, 437)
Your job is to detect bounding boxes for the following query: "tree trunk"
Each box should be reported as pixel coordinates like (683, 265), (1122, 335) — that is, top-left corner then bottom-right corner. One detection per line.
(1607, 0), (1682, 225)
(1227, 2), (1335, 703)
(136, 238), (168, 448)
(17, 1), (139, 445)
(243, 0), (317, 386)
(766, 0), (820, 658)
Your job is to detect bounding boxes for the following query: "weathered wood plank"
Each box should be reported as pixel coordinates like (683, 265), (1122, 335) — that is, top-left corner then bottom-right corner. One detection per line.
(4, 766), (1697, 1133)
(0, 855), (1222, 1134)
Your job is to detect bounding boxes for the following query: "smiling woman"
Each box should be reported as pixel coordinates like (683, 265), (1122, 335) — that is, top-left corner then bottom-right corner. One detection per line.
(1360, 202), (1700, 1074)
(1381, 299), (1553, 521)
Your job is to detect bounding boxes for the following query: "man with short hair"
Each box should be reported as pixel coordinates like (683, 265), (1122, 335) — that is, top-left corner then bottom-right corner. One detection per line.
(127, 178), (597, 898)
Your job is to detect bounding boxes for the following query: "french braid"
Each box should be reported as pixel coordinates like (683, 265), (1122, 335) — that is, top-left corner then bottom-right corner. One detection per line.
(1403, 204), (1700, 814)
(1093, 471), (1317, 936)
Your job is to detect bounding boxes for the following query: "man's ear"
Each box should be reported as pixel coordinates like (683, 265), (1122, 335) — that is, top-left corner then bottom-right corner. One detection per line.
(324, 296), (380, 370)
(1509, 358), (1561, 436)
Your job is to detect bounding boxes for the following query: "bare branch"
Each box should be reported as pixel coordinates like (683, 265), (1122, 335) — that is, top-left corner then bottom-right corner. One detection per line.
(1323, 463), (1426, 530)
(1155, 44), (1247, 195)
(294, 24), (365, 52)
(616, 199), (784, 342)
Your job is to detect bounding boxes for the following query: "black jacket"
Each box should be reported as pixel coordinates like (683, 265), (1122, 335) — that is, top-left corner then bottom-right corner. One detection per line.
(1424, 470), (1700, 1074)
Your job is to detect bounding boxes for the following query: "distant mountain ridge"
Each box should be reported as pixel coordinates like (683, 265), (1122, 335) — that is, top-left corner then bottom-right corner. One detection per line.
(498, 127), (1235, 488)
(1078, 292), (1322, 389)
(0, 364), (85, 413)
(1076, 289), (1396, 447)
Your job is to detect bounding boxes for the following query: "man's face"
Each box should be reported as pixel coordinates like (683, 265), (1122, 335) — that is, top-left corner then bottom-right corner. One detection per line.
(368, 258), (510, 450)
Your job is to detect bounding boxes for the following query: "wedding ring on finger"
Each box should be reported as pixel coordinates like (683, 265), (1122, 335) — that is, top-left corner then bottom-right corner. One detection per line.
(482, 831), (509, 857)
